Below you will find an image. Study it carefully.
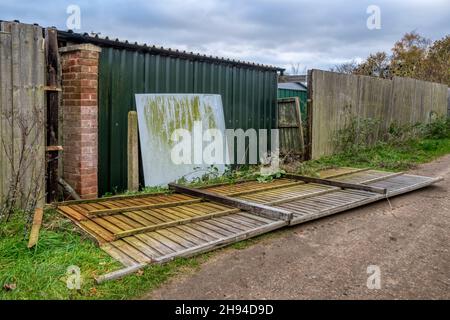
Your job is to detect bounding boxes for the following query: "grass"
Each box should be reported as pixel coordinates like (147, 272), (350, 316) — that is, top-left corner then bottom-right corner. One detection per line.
(1, 117), (449, 299)
(296, 138), (450, 176)
(296, 117), (450, 176)
(0, 210), (211, 300)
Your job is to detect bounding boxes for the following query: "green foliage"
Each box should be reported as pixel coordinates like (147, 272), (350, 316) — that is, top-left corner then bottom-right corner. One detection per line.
(331, 32), (449, 86)
(101, 186), (169, 198)
(333, 118), (381, 153)
(256, 169), (286, 183)
(177, 165), (280, 187)
(0, 210), (208, 300)
(298, 116), (450, 175)
(421, 116), (450, 139)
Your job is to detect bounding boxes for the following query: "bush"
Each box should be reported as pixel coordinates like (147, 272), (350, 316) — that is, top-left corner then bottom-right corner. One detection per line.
(334, 116), (450, 156)
(421, 116), (450, 139)
(333, 118), (381, 153)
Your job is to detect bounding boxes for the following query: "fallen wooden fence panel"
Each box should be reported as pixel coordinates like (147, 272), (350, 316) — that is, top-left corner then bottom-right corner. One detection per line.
(228, 170), (442, 226)
(55, 167), (442, 282)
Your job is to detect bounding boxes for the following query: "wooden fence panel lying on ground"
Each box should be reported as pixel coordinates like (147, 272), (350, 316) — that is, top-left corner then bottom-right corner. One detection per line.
(0, 22), (45, 211)
(309, 69), (448, 159)
(55, 167), (442, 282)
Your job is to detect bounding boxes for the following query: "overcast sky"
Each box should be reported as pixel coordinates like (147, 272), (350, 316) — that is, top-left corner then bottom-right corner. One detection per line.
(1, 0), (449, 71)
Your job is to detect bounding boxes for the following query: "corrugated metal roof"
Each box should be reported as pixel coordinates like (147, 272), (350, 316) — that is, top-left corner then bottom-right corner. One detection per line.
(278, 82), (307, 91)
(57, 30), (284, 72)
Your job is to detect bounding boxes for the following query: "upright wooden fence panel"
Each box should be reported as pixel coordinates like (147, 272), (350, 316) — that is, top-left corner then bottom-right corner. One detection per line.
(277, 97), (305, 155)
(0, 22), (45, 211)
(310, 70), (448, 159)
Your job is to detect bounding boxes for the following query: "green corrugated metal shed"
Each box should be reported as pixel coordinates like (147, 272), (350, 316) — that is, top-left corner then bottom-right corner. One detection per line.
(58, 31), (283, 195)
(278, 82), (307, 120)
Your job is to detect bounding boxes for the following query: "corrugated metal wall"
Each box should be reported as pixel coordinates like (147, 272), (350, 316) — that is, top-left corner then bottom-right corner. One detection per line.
(98, 47), (278, 195)
(277, 88), (307, 120)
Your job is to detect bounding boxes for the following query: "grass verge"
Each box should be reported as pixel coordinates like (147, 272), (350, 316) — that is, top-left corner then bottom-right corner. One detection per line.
(296, 138), (450, 175)
(0, 210), (210, 300)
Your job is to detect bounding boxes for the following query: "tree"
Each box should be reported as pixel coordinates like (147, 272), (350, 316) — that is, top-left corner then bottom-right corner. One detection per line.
(286, 62), (306, 75)
(329, 31), (449, 86)
(353, 52), (390, 78)
(390, 31), (431, 78)
(330, 60), (358, 74)
(421, 35), (450, 85)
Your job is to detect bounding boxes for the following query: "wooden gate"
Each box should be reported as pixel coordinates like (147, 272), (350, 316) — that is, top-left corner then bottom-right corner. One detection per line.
(277, 97), (305, 156)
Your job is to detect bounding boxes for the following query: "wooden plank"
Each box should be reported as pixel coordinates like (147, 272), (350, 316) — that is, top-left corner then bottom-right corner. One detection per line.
(387, 176), (443, 197)
(95, 220), (285, 283)
(156, 228), (198, 248)
(110, 240), (151, 264)
(50, 190), (171, 207)
(0, 29), (13, 204)
(3, 22), (46, 209)
(95, 263), (146, 283)
(57, 205), (85, 221)
(225, 181), (302, 197)
(79, 220), (115, 242)
(168, 227), (207, 245)
(27, 208), (44, 248)
(175, 225), (218, 242)
(127, 111), (139, 192)
(45, 146), (63, 152)
(263, 186), (339, 206)
(294, 96), (305, 155)
(169, 183), (293, 221)
(45, 27), (60, 203)
(86, 198), (202, 218)
(58, 178), (81, 200)
(135, 233), (175, 256)
(43, 86), (62, 92)
(156, 221), (284, 263)
(114, 207), (240, 239)
(284, 173), (387, 194)
(100, 243), (140, 267)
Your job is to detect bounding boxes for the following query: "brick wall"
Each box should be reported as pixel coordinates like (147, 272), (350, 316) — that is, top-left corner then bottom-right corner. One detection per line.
(60, 44), (101, 199)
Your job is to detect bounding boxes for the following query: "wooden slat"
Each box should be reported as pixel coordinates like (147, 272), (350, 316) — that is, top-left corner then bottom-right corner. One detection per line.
(284, 173), (387, 194)
(95, 220), (285, 282)
(45, 27), (60, 202)
(100, 243), (140, 267)
(225, 181), (302, 197)
(86, 198), (203, 218)
(114, 207), (240, 239)
(27, 208), (44, 248)
(127, 111), (139, 192)
(0, 29), (12, 204)
(135, 234), (175, 256)
(169, 183), (293, 221)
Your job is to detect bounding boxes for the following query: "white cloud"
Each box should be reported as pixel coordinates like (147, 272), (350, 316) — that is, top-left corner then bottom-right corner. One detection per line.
(0, 0), (449, 70)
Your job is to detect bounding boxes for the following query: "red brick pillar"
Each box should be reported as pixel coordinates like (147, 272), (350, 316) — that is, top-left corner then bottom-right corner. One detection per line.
(60, 44), (101, 199)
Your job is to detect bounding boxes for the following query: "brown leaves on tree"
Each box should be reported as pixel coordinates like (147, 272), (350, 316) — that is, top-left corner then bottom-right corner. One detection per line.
(331, 32), (449, 86)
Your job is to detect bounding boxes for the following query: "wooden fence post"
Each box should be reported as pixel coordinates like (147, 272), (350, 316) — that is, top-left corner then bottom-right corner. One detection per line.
(127, 111), (139, 192)
(45, 27), (61, 203)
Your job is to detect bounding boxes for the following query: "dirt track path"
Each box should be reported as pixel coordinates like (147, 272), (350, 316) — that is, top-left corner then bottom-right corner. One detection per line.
(144, 155), (450, 299)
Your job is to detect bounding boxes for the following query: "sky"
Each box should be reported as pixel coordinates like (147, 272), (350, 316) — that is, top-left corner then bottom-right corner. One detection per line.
(1, 0), (449, 72)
